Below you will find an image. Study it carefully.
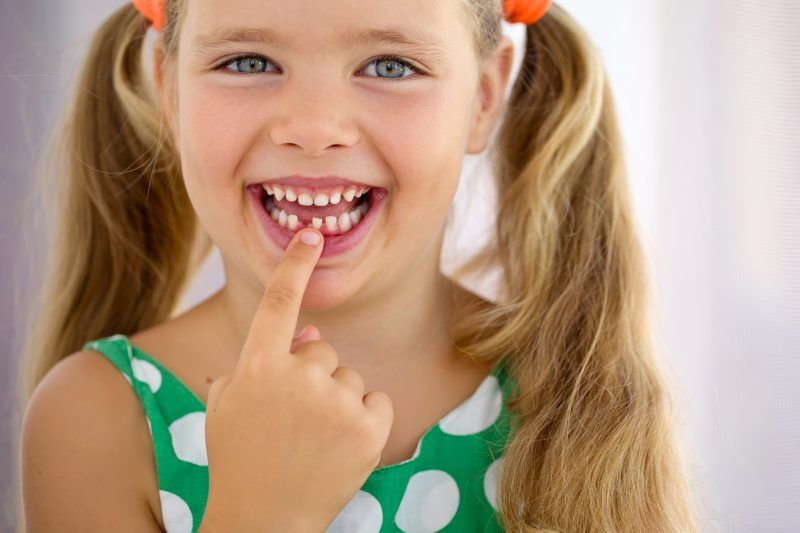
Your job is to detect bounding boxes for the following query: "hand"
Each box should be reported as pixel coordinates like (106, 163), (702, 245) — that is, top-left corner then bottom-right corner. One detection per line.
(200, 229), (394, 532)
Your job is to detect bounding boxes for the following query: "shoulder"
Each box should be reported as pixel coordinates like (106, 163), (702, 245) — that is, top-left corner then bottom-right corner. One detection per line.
(24, 349), (145, 431)
(21, 349), (163, 531)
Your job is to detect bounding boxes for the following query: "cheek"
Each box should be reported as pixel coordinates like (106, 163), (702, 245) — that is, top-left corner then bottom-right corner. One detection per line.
(365, 84), (471, 210)
(179, 87), (258, 182)
(177, 87), (261, 239)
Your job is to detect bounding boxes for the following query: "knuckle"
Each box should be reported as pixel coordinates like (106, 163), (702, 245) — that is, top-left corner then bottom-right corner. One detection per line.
(317, 341), (338, 358)
(296, 354), (330, 383)
(285, 249), (307, 264)
(263, 283), (298, 309)
(337, 366), (365, 389)
(302, 340), (339, 365)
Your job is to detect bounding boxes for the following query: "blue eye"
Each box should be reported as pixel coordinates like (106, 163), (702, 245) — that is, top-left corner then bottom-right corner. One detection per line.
(217, 54), (422, 79)
(222, 55), (277, 75)
(360, 55), (420, 79)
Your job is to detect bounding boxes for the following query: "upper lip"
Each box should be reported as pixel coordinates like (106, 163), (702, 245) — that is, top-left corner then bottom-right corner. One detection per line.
(257, 175), (375, 191)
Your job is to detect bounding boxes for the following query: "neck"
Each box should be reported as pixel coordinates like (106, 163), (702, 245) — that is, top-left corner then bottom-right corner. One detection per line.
(210, 240), (464, 385)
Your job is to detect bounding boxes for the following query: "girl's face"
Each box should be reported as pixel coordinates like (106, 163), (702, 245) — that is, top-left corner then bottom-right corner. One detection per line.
(165, 0), (503, 308)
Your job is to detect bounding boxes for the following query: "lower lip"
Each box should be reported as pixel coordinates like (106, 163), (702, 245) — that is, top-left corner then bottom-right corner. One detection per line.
(248, 186), (388, 258)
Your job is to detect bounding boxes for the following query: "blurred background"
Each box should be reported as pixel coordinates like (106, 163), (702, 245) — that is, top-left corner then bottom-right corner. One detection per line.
(1, 0), (798, 530)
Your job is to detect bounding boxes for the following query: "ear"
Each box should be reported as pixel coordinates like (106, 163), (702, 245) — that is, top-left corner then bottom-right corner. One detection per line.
(153, 41), (180, 142)
(465, 35), (515, 154)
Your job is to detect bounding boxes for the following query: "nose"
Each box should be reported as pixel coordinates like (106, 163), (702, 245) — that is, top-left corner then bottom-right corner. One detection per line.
(267, 75), (360, 157)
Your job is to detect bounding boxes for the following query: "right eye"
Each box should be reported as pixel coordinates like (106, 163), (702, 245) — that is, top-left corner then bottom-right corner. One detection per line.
(218, 55), (278, 75)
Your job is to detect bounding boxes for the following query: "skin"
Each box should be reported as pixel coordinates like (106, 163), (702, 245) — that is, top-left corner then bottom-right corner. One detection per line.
(128, 0), (514, 527)
(151, 0), (515, 467)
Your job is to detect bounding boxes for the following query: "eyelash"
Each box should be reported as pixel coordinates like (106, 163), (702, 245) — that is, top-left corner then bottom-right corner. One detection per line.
(215, 54), (423, 79)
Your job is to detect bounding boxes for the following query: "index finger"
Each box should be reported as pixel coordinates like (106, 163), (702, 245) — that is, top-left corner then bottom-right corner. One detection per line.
(243, 228), (324, 359)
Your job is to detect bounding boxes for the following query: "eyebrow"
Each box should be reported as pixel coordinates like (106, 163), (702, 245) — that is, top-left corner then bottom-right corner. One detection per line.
(192, 25), (448, 57)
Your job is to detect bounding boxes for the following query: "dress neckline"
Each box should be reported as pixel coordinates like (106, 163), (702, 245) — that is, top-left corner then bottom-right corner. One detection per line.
(115, 333), (509, 472)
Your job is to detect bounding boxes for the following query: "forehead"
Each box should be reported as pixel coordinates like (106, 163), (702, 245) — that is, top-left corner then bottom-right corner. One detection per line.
(183, 0), (467, 54)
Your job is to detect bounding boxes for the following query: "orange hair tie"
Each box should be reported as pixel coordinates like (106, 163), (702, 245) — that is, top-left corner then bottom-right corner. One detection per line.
(504, 0), (552, 25)
(131, 0), (165, 31)
(132, 0), (545, 31)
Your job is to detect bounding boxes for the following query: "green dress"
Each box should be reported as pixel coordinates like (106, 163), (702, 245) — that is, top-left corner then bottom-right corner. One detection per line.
(83, 334), (517, 532)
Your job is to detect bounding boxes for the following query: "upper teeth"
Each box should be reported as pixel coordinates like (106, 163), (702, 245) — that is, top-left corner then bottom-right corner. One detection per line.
(264, 184), (370, 206)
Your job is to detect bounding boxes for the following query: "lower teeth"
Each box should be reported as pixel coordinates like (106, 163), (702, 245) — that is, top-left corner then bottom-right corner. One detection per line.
(265, 196), (370, 235)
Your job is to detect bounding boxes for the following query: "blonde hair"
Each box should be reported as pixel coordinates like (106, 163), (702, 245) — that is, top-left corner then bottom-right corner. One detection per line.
(13, 1), (699, 531)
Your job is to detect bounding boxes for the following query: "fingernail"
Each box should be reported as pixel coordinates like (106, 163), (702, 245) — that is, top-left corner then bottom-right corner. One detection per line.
(300, 229), (322, 246)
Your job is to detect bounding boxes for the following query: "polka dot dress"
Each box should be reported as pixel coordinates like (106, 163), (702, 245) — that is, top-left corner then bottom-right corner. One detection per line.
(83, 334), (518, 532)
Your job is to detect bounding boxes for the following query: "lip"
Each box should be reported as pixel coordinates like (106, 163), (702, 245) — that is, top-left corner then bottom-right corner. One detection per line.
(248, 184), (387, 259)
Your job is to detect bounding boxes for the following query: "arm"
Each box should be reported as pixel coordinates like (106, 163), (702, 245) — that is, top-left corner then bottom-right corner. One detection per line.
(21, 351), (164, 532)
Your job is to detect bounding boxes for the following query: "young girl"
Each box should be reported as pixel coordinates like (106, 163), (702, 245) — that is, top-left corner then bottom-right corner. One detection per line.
(16, 0), (699, 531)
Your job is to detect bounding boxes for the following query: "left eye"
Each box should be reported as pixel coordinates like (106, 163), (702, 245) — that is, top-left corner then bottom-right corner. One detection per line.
(360, 56), (419, 79)
(218, 55), (421, 79)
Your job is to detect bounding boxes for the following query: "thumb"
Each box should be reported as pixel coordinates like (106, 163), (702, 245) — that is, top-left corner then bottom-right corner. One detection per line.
(291, 324), (320, 352)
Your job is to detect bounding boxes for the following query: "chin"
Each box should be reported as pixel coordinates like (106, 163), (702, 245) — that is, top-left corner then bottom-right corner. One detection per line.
(294, 271), (367, 311)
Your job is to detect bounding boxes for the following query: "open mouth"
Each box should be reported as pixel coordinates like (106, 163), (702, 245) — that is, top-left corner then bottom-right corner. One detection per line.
(259, 185), (376, 237)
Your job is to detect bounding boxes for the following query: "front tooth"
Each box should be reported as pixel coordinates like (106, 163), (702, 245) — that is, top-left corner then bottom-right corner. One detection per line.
(284, 188), (297, 202)
(271, 206), (280, 221)
(329, 191), (342, 205)
(343, 188), (357, 202)
(298, 193), (314, 206)
(325, 216), (338, 231)
(314, 193), (330, 206)
(287, 214), (299, 230)
(264, 184), (274, 195)
(349, 207), (362, 225)
(311, 217), (323, 229)
(355, 187), (366, 198)
(273, 186), (285, 201)
(337, 212), (352, 232)
(278, 210), (288, 227)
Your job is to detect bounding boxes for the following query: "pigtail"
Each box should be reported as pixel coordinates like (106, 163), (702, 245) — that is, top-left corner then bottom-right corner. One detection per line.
(11, 3), (204, 528)
(450, 3), (699, 531)
(14, 0), (205, 452)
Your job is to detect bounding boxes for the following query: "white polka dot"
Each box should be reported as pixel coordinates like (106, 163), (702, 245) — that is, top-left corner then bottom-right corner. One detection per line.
(146, 417), (153, 436)
(168, 412), (207, 466)
(395, 470), (459, 532)
(159, 490), (193, 533)
(438, 375), (502, 435)
(483, 457), (503, 510)
(123, 373), (133, 386)
(131, 357), (162, 393)
(326, 490), (383, 532)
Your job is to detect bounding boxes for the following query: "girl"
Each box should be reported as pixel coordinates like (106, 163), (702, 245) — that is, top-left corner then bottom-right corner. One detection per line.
(16, 0), (699, 531)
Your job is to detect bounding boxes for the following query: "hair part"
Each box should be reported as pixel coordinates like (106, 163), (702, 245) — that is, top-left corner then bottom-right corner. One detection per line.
(13, 1), (699, 531)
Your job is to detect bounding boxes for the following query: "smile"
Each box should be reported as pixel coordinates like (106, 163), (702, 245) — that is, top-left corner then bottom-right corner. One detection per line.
(248, 184), (388, 258)
(264, 186), (373, 236)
